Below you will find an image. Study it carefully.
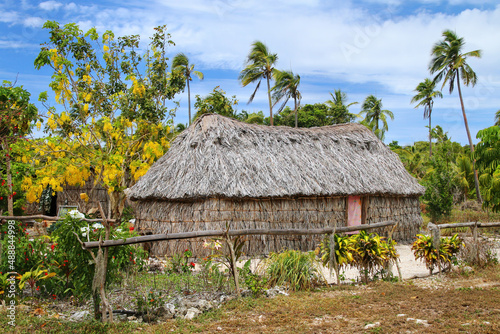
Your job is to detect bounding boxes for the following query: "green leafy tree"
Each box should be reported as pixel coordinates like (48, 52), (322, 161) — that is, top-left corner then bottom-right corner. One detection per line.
(29, 21), (182, 219)
(236, 110), (266, 124)
(359, 95), (394, 141)
(429, 29), (482, 202)
(325, 89), (358, 124)
(271, 70), (301, 128)
(495, 110), (500, 126)
(239, 41), (278, 126)
(172, 53), (204, 126)
(422, 140), (455, 221)
(193, 86), (238, 120)
(411, 78), (443, 157)
(0, 82), (38, 215)
(475, 126), (500, 212)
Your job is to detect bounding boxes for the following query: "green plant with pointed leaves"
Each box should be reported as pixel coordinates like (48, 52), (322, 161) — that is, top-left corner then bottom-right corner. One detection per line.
(271, 70), (301, 127)
(411, 78), (443, 157)
(359, 95), (394, 141)
(429, 29), (482, 202)
(319, 234), (355, 284)
(351, 231), (392, 284)
(495, 110), (500, 126)
(16, 265), (56, 298)
(239, 41), (278, 125)
(172, 53), (204, 126)
(412, 233), (463, 274)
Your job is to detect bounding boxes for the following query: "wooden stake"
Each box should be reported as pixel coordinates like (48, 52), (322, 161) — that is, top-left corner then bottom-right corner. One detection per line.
(225, 234), (240, 298)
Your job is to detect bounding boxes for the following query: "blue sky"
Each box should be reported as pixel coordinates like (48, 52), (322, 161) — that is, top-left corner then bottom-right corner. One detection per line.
(1, 0), (500, 145)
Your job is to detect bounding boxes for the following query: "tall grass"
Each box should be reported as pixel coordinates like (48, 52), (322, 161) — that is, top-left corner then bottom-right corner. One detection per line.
(262, 250), (325, 291)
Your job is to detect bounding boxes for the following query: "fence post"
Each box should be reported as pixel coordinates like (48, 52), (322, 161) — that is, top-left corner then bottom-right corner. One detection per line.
(329, 227), (339, 285)
(473, 222), (480, 265)
(428, 222), (441, 274)
(224, 234), (241, 298)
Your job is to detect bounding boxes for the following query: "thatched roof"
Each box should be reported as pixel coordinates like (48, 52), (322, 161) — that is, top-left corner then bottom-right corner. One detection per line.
(128, 114), (424, 201)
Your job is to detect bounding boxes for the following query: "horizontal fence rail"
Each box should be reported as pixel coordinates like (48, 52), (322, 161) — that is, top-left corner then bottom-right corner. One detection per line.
(437, 222), (500, 229)
(0, 215), (116, 224)
(83, 221), (396, 249)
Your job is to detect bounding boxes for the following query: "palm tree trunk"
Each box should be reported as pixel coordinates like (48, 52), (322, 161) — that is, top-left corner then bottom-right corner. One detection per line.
(294, 97), (298, 128)
(266, 76), (273, 126)
(187, 79), (191, 126)
(429, 112), (432, 157)
(456, 74), (482, 203)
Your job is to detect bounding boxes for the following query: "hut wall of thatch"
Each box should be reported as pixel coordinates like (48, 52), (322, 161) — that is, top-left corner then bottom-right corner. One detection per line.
(365, 196), (422, 243)
(135, 194), (421, 257)
(57, 179), (110, 216)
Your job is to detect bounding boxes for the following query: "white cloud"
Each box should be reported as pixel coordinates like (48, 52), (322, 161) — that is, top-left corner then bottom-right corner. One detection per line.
(39, 1), (63, 11)
(23, 16), (44, 28)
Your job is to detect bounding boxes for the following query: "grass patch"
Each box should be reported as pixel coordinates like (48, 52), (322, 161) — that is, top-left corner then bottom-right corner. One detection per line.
(4, 265), (500, 333)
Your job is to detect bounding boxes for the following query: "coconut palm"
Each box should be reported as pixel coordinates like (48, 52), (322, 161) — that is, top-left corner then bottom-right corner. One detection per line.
(239, 41), (278, 126)
(359, 95), (394, 140)
(429, 29), (482, 202)
(325, 89), (358, 124)
(495, 110), (500, 126)
(272, 70), (301, 127)
(411, 79), (443, 157)
(172, 53), (204, 126)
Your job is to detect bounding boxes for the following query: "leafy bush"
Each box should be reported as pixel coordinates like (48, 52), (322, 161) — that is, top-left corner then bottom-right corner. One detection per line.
(240, 259), (267, 297)
(350, 231), (396, 284)
(262, 250), (325, 291)
(412, 233), (463, 274)
(49, 212), (147, 296)
(166, 249), (195, 274)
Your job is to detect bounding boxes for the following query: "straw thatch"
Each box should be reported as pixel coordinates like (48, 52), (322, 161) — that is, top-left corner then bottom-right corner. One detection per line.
(129, 114), (423, 200)
(127, 114), (424, 256)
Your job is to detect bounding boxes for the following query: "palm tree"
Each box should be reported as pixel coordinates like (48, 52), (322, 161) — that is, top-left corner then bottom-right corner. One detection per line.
(325, 89), (358, 124)
(495, 110), (500, 126)
(172, 53), (204, 126)
(271, 70), (301, 127)
(429, 29), (482, 202)
(411, 79), (443, 157)
(359, 95), (394, 140)
(239, 41), (278, 126)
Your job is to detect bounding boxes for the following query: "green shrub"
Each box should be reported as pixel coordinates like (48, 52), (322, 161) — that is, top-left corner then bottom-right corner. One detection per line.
(412, 233), (463, 274)
(262, 250), (324, 291)
(350, 231), (395, 284)
(47, 211), (147, 297)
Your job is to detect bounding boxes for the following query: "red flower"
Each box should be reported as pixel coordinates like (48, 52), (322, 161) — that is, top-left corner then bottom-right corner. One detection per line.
(51, 244), (55, 251)
(45, 272), (48, 276)
(129, 226), (134, 231)
(36, 286), (39, 291)
(190, 262), (195, 267)
(0, 197), (3, 200)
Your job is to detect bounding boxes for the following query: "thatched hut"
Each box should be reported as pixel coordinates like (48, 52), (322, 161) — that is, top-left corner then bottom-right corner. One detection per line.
(127, 114), (424, 256)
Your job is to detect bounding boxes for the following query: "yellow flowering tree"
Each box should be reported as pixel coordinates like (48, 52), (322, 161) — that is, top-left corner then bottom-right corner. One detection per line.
(26, 21), (184, 219)
(0, 82), (39, 216)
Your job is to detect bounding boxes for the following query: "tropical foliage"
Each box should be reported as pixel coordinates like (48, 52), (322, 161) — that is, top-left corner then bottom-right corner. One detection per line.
(430, 29), (482, 202)
(271, 70), (301, 127)
(359, 95), (394, 140)
(411, 78), (443, 157)
(239, 41), (278, 125)
(172, 53), (203, 125)
(24, 21), (183, 219)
